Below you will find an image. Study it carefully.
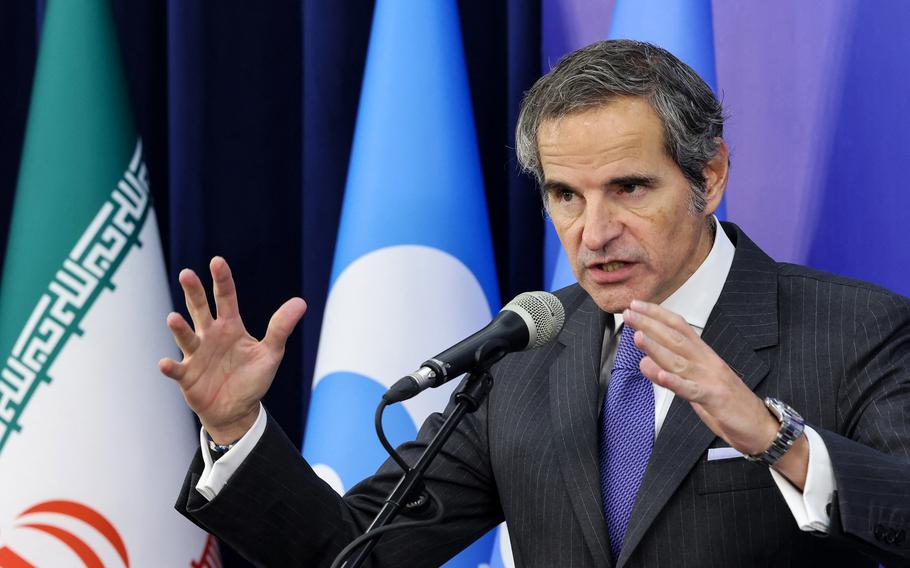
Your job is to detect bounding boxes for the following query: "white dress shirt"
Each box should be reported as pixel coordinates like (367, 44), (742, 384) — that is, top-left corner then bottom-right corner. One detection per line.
(196, 217), (836, 533)
(598, 217), (835, 533)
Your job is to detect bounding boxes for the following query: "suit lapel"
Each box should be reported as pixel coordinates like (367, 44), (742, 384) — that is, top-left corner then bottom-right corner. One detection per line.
(548, 290), (613, 567)
(616, 223), (780, 567)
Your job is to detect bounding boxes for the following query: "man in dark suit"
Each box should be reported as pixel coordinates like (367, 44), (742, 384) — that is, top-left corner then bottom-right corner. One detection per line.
(161, 40), (910, 566)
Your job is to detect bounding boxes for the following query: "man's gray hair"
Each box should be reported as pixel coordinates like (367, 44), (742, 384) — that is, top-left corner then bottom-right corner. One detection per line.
(515, 40), (725, 212)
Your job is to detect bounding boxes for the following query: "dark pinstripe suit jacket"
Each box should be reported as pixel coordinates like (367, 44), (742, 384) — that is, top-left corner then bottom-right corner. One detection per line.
(177, 223), (910, 567)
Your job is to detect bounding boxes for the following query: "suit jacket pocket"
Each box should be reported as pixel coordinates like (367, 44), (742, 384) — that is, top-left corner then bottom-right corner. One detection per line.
(696, 453), (775, 495)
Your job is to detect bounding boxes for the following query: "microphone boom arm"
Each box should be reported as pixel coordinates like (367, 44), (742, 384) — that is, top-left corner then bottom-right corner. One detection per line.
(337, 367), (494, 568)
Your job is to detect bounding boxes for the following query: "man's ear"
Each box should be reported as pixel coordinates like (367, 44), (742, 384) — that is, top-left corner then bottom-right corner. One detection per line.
(701, 138), (729, 215)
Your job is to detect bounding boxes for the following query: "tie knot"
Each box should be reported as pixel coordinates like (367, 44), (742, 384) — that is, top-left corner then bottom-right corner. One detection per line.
(614, 324), (645, 370)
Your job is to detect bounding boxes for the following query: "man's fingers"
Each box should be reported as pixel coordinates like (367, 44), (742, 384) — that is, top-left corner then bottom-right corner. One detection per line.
(629, 300), (696, 337)
(210, 256), (241, 320)
(262, 297), (308, 352)
(167, 312), (200, 356)
(624, 308), (698, 359)
(179, 268), (213, 330)
(158, 357), (186, 381)
(634, 330), (692, 377)
(640, 356), (701, 401)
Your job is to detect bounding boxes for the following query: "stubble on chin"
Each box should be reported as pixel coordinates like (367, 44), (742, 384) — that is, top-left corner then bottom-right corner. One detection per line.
(581, 280), (633, 314)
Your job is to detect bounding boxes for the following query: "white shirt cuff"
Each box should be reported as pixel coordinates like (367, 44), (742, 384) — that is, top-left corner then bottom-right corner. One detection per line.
(195, 403), (268, 501)
(769, 425), (837, 533)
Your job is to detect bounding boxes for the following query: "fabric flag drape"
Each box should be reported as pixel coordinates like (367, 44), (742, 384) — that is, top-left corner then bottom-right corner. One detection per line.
(302, 0), (499, 565)
(544, 0), (721, 291)
(0, 1), (214, 565)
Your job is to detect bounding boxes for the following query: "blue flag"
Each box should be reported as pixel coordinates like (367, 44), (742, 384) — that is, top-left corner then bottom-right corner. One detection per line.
(545, 0), (721, 292)
(302, 1), (498, 565)
(609, 0), (717, 91)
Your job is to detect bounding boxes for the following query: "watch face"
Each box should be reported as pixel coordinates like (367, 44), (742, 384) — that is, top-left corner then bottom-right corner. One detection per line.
(765, 398), (784, 420)
(766, 397), (802, 422)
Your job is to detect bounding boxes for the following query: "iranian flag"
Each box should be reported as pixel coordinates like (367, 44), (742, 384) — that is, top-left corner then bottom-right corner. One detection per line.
(0, 1), (217, 566)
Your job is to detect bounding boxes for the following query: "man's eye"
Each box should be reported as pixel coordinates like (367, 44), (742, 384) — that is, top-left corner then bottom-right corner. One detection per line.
(620, 184), (640, 194)
(560, 190), (575, 202)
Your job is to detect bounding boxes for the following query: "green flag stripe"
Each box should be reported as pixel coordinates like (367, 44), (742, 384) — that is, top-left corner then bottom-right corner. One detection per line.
(0, 139), (150, 454)
(0, 0), (138, 370)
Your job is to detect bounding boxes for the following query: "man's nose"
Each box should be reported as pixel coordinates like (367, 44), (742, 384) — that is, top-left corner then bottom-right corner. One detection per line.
(580, 200), (623, 252)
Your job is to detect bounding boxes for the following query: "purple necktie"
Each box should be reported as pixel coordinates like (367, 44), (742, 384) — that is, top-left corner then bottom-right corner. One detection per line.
(600, 324), (655, 560)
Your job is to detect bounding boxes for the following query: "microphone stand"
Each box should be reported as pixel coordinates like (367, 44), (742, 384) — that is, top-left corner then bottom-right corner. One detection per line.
(341, 368), (493, 568)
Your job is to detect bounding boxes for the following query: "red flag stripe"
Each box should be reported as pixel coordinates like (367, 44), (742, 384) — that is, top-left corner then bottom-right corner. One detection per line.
(17, 524), (105, 568)
(18, 500), (128, 566)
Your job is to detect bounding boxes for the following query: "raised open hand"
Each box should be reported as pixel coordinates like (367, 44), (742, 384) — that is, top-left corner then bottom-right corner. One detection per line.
(158, 257), (307, 443)
(623, 300), (775, 453)
(625, 299), (808, 488)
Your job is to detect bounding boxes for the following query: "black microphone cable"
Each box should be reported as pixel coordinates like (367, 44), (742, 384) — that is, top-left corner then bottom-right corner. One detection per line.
(328, 486), (445, 568)
(375, 399), (409, 472)
(327, 399), (442, 568)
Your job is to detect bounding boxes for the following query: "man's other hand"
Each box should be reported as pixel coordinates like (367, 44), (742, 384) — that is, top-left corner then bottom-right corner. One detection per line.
(625, 299), (809, 489)
(158, 256), (307, 444)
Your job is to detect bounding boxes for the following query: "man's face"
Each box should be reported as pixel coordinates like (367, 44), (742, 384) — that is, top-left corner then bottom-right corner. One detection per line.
(538, 97), (725, 313)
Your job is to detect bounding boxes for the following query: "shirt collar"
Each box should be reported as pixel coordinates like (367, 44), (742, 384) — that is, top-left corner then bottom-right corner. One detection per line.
(612, 216), (734, 334)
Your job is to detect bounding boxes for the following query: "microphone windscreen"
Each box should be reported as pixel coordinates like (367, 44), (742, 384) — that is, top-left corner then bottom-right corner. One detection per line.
(502, 291), (566, 349)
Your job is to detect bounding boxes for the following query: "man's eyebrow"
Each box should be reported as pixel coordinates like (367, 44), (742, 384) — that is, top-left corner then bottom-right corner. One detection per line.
(606, 174), (659, 187)
(541, 180), (575, 194)
(542, 175), (659, 194)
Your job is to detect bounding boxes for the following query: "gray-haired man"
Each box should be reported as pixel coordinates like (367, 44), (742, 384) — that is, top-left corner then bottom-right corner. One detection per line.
(165, 40), (910, 567)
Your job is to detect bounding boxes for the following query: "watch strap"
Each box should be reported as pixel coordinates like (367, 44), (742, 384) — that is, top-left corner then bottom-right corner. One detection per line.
(744, 397), (805, 467)
(206, 432), (240, 461)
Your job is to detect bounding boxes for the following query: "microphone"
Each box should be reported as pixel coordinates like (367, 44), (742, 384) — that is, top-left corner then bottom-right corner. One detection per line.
(383, 292), (565, 403)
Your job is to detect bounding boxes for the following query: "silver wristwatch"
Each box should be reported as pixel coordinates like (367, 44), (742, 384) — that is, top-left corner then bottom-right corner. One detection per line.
(744, 397), (805, 467)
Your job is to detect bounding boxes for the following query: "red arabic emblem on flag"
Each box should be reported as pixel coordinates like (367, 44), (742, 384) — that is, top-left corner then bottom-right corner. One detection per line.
(0, 500), (129, 568)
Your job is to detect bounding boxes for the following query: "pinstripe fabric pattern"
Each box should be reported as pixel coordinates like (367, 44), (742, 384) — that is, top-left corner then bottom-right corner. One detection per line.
(177, 223), (910, 567)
